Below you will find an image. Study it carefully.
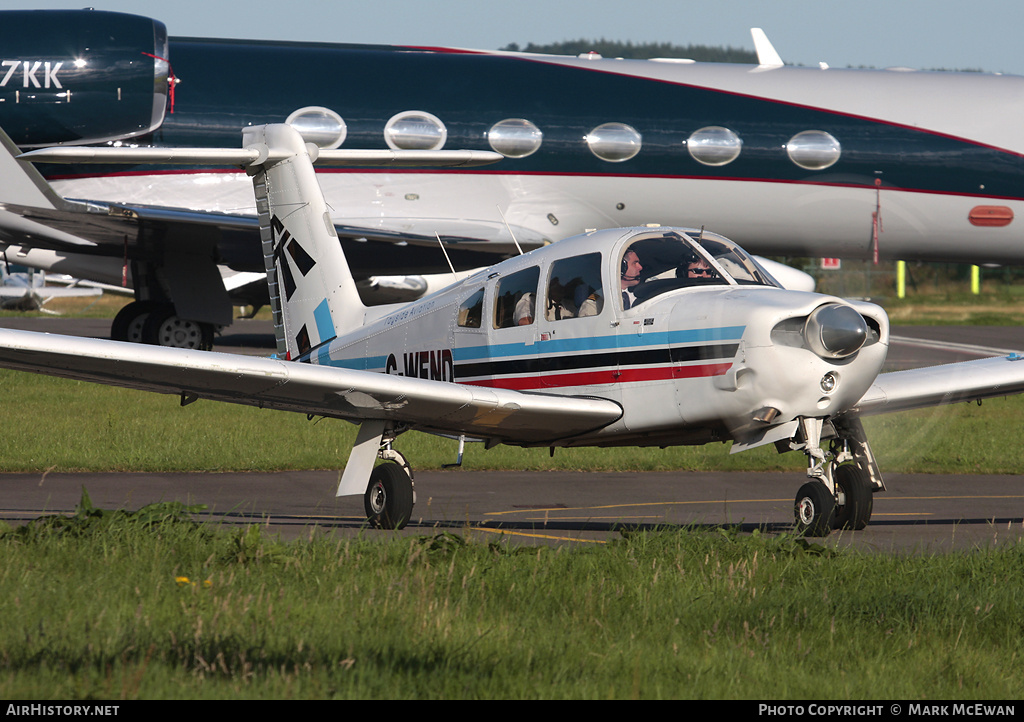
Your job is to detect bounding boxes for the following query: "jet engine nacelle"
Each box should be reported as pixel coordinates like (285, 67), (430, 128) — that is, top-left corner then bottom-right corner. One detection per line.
(0, 10), (169, 147)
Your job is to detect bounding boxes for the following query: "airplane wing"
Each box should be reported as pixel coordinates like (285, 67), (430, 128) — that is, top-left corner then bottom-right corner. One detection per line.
(849, 354), (1024, 416)
(0, 328), (622, 444)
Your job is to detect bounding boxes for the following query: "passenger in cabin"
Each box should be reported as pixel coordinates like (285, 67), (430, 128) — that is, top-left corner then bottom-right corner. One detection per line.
(513, 292), (535, 325)
(495, 266), (540, 329)
(546, 252), (604, 320)
(546, 278), (575, 320)
(575, 285), (601, 317)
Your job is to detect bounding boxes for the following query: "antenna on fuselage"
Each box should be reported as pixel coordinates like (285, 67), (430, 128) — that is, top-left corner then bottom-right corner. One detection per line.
(497, 206), (525, 255)
(435, 232), (457, 279)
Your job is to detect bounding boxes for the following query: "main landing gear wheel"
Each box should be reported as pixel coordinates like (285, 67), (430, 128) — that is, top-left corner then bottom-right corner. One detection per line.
(110, 300), (160, 343)
(832, 464), (873, 531)
(794, 481), (836, 537)
(364, 462), (414, 530)
(141, 304), (215, 350)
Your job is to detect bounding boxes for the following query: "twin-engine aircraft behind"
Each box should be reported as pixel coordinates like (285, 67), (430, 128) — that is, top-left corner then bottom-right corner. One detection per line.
(8, 124), (1024, 535)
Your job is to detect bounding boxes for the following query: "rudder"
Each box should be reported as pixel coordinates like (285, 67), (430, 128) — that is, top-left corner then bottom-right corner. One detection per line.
(245, 124), (365, 360)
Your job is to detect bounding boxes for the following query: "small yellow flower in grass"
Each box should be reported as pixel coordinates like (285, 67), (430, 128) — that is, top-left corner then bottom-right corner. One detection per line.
(174, 576), (212, 588)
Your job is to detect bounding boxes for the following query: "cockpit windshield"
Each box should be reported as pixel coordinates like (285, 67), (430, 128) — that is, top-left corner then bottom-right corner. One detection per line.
(619, 231), (779, 308)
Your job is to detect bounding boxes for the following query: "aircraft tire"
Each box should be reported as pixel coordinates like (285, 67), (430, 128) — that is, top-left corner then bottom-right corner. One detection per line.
(794, 481), (836, 537)
(832, 464), (873, 531)
(110, 300), (160, 343)
(364, 462), (414, 530)
(141, 304), (215, 350)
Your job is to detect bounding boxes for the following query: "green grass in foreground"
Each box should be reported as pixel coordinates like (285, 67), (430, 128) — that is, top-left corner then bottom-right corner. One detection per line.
(0, 369), (1022, 474)
(1, 496), (1021, 699)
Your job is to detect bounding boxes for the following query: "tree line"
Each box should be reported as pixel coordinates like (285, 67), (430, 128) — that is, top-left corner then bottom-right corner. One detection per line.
(500, 39), (757, 63)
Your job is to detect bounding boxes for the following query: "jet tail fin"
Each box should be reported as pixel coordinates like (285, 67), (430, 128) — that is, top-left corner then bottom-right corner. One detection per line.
(751, 28), (784, 68)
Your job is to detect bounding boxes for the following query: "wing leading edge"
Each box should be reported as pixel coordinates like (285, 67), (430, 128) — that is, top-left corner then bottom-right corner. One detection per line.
(849, 354), (1024, 417)
(0, 328), (621, 444)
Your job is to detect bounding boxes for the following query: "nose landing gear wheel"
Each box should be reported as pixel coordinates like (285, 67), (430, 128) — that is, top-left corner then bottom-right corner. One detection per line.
(364, 462), (414, 530)
(832, 464), (873, 531)
(794, 481), (836, 537)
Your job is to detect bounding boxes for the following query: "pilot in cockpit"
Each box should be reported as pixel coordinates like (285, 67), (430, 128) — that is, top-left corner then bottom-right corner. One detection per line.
(620, 248), (643, 309)
(684, 257), (714, 279)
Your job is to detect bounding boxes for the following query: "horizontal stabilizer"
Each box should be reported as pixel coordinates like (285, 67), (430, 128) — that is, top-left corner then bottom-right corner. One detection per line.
(0, 126), (65, 210)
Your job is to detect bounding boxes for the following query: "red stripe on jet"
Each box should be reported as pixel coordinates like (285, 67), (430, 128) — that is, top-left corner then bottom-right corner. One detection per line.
(463, 363), (732, 390)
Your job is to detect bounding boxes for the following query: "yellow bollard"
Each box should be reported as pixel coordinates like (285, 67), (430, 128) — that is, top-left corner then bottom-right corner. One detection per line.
(897, 260), (905, 299)
(972, 265), (980, 295)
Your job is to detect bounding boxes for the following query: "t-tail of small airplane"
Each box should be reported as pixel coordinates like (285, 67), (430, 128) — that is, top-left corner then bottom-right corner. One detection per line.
(244, 124), (365, 359)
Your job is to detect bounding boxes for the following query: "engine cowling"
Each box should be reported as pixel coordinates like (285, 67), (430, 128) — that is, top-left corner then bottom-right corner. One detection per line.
(0, 9), (169, 147)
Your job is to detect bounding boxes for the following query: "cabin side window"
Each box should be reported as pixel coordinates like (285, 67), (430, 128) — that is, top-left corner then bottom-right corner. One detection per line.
(545, 253), (603, 321)
(457, 288), (485, 328)
(493, 267), (540, 329)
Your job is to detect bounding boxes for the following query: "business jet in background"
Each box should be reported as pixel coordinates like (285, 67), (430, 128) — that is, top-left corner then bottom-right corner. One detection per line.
(1, 9), (1021, 347)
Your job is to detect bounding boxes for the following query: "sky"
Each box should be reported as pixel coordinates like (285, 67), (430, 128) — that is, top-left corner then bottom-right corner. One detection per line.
(7, 0), (1024, 76)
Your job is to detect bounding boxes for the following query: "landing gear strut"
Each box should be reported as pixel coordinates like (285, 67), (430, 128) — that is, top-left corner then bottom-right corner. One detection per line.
(791, 416), (883, 536)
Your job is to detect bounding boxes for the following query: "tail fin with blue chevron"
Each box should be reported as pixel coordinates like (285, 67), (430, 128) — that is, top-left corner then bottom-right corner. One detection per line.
(244, 124), (364, 360)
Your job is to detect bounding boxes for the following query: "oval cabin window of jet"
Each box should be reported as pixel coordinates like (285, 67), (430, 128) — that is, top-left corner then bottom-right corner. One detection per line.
(586, 122), (642, 162)
(786, 130), (842, 170)
(487, 118), (543, 158)
(285, 106), (347, 149)
(686, 126), (742, 166)
(384, 111), (448, 150)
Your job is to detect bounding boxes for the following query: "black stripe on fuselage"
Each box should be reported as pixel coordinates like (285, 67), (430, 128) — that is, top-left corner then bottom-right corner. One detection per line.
(454, 342), (740, 379)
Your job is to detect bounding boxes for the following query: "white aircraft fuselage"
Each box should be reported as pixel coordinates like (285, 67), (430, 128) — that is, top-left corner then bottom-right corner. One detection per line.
(299, 226), (889, 449)
(38, 40), (1024, 266)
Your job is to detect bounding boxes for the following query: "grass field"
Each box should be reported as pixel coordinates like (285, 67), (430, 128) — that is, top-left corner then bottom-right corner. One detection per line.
(1, 500), (1022, 699)
(2, 368), (1024, 475)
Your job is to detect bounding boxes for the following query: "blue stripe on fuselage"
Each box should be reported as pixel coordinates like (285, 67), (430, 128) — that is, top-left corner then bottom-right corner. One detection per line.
(315, 326), (744, 371)
(451, 326), (746, 363)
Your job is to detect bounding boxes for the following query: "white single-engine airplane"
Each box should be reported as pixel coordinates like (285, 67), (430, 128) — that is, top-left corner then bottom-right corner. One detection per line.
(7, 123), (1024, 536)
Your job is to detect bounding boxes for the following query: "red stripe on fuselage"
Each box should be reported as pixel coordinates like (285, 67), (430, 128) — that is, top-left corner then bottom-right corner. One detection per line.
(463, 362), (732, 390)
